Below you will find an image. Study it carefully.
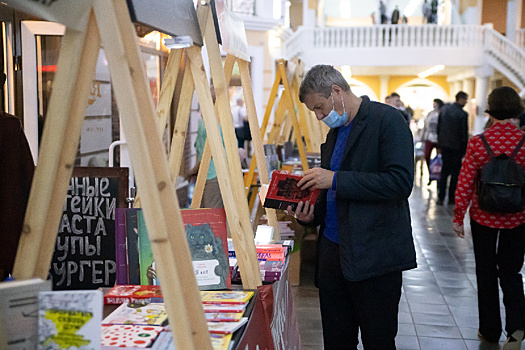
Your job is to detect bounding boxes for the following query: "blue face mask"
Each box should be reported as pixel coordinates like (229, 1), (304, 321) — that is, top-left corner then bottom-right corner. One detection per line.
(322, 94), (348, 128)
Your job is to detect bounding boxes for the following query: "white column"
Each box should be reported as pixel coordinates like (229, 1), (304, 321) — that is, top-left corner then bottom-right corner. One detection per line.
(473, 66), (494, 134)
(380, 75), (389, 103)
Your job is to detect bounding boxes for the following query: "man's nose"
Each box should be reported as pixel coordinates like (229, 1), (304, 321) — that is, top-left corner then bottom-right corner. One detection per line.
(315, 111), (324, 120)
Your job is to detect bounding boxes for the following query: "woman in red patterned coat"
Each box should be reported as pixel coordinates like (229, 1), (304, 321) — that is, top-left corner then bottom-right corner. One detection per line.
(453, 86), (525, 349)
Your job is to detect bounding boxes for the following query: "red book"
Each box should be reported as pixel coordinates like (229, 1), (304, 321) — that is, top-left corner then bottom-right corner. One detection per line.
(103, 285), (163, 305)
(262, 171), (320, 211)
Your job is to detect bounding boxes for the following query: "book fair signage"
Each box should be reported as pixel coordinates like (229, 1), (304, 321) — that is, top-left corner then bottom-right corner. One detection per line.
(49, 167), (128, 290)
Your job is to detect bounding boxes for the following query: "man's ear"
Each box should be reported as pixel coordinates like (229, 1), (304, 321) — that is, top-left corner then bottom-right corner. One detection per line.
(331, 84), (342, 96)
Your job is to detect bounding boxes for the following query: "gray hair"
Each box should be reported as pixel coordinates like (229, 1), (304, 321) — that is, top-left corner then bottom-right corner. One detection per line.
(299, 65), (350, 103)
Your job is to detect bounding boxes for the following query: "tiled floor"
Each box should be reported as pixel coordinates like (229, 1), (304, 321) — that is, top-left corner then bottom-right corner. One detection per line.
(292, 172), (525, 350)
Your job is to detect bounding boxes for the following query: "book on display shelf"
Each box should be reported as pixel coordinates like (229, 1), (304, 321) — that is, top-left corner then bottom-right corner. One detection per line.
(0, 278), (52, 350)
(101, 324), (164, 348)
(134, 207), (230, 290)
(200, 290), (254, 305)
(103, 285), (163, 305)
(115, 208), (129, 285)
(102, 302), (168, 327)
(260, 170), (320, 211)
(207, 317), (249, 334)
(37, 289), (103, 350)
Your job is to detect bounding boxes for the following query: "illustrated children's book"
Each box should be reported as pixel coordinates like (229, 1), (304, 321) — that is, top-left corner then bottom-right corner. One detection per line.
(137, 208), (230, 290)
(102, 302), (168, 326)
(101, 324), (163, 347)
(37, 290), (103, 350)
(114, 208), (129, 285)
(200, 290), (254, 305)
(0, 278), (51, 350)
(103, 285), (163, 305)
(262, 170), (320, 211)
(207, 317), (249, 334)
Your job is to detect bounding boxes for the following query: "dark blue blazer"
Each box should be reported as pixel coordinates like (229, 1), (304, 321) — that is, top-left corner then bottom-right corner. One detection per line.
(307, 96), (417, 282)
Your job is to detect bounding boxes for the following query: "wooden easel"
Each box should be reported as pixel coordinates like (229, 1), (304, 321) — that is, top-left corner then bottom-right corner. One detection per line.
(191, 53), (282, 240)
(244, 59), (312, 211)
(10, 1), (225, 349)
(143, 0), (262, 289)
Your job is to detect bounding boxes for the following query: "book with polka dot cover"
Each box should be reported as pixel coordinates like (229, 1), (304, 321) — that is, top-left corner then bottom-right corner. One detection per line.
(101, 324), (163, 348)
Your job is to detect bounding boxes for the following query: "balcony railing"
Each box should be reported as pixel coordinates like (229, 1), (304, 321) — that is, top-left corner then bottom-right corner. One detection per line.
(285, 25), (485, 57)
(284, 24), (525, 96)
(517, 29), (525, 48)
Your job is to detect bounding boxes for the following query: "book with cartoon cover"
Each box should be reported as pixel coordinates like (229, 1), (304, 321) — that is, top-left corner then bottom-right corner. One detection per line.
(38, 290), (103, 350)
(102, 302), (168, 326)
(200, 290), (254, 304)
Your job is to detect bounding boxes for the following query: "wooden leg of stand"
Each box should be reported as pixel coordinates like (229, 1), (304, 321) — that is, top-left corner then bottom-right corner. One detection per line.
(95, 1), (210, 349)
(13, 15), (96, 280)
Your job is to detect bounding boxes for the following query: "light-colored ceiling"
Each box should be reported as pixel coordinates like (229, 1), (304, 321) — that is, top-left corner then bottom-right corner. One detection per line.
(346, 65), (468, 77)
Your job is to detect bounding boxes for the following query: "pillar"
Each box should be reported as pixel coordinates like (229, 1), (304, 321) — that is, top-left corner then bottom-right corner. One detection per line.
(473, 65), (494, 135)
(380, 75), (389, 103)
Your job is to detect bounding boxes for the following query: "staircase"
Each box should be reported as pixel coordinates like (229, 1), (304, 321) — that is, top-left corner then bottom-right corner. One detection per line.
(284, 24), (525, 97)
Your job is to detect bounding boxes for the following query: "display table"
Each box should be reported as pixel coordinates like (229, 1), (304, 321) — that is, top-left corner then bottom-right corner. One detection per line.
(236, 258), (302, 349)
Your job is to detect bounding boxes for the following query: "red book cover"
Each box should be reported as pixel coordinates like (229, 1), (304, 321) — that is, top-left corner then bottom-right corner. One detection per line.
(104, 285), (163, 305)
(262, 171), (320, 211)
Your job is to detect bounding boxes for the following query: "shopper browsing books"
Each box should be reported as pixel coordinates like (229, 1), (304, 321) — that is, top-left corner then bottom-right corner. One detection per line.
(288, 65), (416, 349)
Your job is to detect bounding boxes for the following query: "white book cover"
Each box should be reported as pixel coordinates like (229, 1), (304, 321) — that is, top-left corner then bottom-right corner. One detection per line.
(0, 278), (52, 350)
(38, 290), (103, 350)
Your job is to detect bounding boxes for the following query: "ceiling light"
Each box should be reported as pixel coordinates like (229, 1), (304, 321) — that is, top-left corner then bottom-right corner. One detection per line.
(418, 65), (445, 78)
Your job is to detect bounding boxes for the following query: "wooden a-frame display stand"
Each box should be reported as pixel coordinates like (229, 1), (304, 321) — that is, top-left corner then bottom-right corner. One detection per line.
(9, 1), (259, 349)
(189, 53), (282, 240)
(132, 0), (262, 290)
(244, 59), (328, 212)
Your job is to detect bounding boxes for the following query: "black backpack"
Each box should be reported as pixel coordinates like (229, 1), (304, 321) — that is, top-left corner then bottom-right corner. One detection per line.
(477, 133), (525, 213)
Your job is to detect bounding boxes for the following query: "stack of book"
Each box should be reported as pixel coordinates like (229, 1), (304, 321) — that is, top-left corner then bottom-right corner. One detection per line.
(101, 289), (254, 349)
(229, 240), (293, 283)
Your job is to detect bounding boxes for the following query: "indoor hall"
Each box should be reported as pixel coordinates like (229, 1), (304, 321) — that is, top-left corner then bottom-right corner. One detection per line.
(294, 172), (525, 350)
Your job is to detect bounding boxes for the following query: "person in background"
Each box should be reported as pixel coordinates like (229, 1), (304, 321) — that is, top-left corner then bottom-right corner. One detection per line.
(231, 97), (247, 149)
(389, 92), (410, 123)
(289, 64), (416, 349)
(0, 72), (35, 281)
(421, 98), (444, 180)
(391, 5), (400, 24)
(186, 87), (224, 209)
(422, 0), (432, 23)
(453, 86), (525, 349)
(436, 91), (468, 205)
(430, 0), (439, 23)
(379, 0), (388, 24)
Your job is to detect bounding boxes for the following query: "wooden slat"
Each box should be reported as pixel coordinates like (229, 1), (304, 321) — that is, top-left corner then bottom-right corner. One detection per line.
(191, 54), (236, 209)
(238, 59), (280, 239)
(134, 48), (184, 208)
(278, 60), (309, 171)
(94, 1), (210, 349)
(168, 56), (195, 184)
(13, 14), (94, 280)
(244, 68), (282, 190)
(186, 43), (261, 289)
(199, 6), (261, 288)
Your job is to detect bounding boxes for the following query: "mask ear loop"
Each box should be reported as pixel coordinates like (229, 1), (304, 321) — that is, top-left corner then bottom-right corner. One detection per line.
(340, 95), (346, 115)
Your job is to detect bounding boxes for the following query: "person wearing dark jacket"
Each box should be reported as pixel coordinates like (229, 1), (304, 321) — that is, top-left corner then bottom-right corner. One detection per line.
(288, 65), (416, 349)
(0, 74), (35, 280)
(436, 91), (469, 205)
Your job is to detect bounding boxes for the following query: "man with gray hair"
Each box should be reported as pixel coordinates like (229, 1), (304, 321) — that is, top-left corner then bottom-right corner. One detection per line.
(288, 64), (416, 349)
